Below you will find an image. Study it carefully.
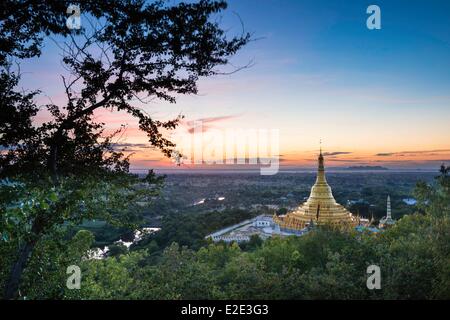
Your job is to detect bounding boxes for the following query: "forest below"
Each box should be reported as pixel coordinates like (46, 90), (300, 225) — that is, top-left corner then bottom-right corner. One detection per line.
(1, 167), (448, 299)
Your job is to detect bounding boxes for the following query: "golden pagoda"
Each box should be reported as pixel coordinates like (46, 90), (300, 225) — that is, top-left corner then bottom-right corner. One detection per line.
(274, 149), (357, 231)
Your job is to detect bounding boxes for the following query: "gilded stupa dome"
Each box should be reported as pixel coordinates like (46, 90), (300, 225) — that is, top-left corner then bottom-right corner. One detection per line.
(274, 149), (357, 231)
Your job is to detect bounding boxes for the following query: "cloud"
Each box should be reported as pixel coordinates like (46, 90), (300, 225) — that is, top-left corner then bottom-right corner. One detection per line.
(134, 159), (162, 163)
(303, 157), (360, 162)
(325, 159), (363, 163)
(183, 115), (241, 134)
(400, 149), (450, 154)
(375, 153), (394, 156)
(111, 143), (153, 152)
(322, 151), (352, 156)
(375, 149), (450, 157)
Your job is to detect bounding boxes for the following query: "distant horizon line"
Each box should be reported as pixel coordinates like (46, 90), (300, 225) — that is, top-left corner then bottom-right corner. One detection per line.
(130, 166), (441, 174)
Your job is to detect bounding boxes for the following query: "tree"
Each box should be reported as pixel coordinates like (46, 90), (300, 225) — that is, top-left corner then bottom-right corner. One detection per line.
(0, 0), (249, 299)
(414, 165), (450, 218)
(107, 243), (129, 258)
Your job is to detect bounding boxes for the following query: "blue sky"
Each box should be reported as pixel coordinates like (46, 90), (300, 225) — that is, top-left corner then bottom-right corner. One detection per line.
(18, 0), (450, 169)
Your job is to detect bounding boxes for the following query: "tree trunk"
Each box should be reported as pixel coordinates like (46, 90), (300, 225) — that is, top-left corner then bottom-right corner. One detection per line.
(3, 240), (36, 300)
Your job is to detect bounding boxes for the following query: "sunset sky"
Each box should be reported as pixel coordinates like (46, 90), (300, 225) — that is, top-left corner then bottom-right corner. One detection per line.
(19, 0), (450, 171)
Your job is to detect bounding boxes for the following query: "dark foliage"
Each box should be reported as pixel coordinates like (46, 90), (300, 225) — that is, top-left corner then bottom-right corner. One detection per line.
(0, 0), (248, 299)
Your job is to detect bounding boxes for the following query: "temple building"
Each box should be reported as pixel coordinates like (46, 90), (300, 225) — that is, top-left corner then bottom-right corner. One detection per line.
(379, 195), (395, 228)
(273, 149), (358, 231)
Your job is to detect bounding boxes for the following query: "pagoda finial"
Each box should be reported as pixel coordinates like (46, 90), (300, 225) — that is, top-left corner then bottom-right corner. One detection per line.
(387, 195), (391, 219)
(317, 139), (325, 181)
(319, 139), (322, 156)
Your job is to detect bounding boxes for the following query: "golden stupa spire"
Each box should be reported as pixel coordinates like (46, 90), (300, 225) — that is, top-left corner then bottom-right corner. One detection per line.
(272, 146), (357, 231)
(302, 140), (335, 205)
(317, 139), (326, 183)
(319, 139), (322, 155)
